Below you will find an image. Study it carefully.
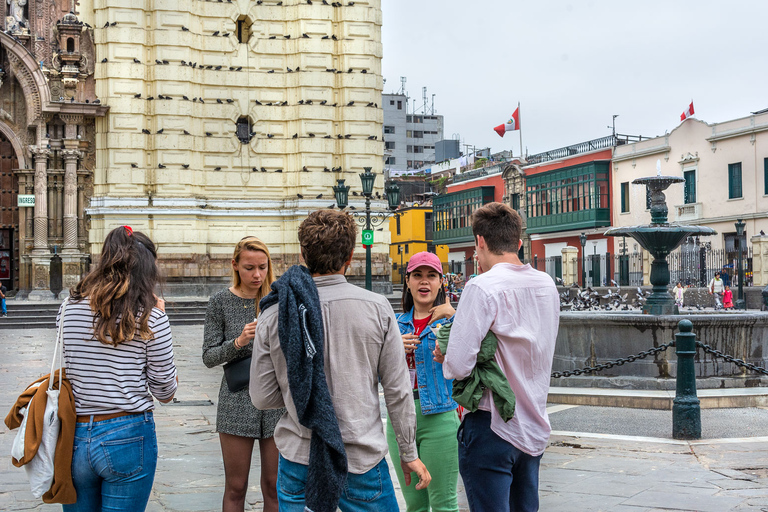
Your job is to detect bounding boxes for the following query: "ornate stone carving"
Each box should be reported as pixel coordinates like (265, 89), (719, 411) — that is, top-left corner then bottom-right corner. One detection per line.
(6, 0), (29, 35)
(8, 52), (42, 124)
(61, 148), (81, 250)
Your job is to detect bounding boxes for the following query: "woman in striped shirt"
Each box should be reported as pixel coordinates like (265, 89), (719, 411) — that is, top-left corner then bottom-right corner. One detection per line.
(60, 225), (177, 512)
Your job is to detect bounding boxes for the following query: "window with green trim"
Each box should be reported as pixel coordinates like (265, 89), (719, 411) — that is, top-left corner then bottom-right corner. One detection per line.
(728, 162), (742, 199)
(683, 170), (696, 204)
(620, 182), (629, 213)
(764, 158), (768, 196)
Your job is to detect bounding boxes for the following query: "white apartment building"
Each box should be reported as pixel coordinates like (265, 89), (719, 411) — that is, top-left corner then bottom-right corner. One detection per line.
(383, 93), (443, 171)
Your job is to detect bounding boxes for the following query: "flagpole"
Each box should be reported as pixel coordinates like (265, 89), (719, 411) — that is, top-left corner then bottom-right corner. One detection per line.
(518, 101), (523, 160)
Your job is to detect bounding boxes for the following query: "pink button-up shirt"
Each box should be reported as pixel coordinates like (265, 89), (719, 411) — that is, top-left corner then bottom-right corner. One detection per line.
(443, 262), (560, 456)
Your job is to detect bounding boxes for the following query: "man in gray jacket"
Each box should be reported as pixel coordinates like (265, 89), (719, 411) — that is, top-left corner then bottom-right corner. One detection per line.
(251, 209), (430, 511)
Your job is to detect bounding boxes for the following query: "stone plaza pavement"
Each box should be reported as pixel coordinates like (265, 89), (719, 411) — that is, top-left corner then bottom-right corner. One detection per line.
(1, 323), (767, 511)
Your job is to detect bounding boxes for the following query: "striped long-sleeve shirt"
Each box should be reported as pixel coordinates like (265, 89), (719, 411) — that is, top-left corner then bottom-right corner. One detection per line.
(57, 298), (178, 415)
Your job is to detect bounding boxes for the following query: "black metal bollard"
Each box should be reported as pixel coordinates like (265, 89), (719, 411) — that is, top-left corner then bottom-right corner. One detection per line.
(673, 319), (701, 439)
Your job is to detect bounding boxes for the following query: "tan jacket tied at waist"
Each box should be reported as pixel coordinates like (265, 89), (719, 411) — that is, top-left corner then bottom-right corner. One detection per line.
(5, 369), (77, 504)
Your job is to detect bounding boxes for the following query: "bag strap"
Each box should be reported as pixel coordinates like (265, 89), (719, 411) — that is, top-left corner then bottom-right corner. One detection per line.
(49, 298), (69, 391)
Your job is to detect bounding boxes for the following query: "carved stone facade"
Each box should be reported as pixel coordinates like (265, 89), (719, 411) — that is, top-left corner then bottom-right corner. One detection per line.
(0, 7), (107, 298)
(502, 162), (531, 261)
(2, 1), (387, 296)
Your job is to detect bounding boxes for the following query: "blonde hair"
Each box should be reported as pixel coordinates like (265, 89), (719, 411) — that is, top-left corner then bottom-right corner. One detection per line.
(232, 236), (275, 314)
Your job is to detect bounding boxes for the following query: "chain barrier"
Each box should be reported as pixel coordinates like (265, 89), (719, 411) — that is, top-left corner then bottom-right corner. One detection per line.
(695, 342), (768, 376)
(551, 339), (768, 378)
(550, 341), (675, 378)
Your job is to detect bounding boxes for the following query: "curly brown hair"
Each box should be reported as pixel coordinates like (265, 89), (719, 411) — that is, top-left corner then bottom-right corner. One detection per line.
(299, 210), (357, 274)
(71, 226), (160, 346)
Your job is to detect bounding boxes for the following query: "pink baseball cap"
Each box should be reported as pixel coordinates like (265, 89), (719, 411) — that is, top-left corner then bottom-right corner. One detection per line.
(406, 252), (443, 275)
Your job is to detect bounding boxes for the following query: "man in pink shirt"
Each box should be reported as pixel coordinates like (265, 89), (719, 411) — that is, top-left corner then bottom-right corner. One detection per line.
(437, 202), (560, 512)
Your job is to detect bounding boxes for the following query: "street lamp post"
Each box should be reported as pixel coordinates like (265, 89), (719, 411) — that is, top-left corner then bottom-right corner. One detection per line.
(735, 218), (746, 310)
(579, 232), (587, 288)
(333, 168), (401, 291)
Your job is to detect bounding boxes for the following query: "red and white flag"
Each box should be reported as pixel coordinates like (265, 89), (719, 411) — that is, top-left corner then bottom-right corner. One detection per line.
(680, 101), (695, 121)
(494, 107), (520, 137)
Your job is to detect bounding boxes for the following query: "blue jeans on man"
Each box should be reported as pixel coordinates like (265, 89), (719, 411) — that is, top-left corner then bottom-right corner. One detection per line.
(458, 411), (542, 512)
(277, 455), (399, 511)
(63, 412), (158, 512)
(1, 297), (6, 315)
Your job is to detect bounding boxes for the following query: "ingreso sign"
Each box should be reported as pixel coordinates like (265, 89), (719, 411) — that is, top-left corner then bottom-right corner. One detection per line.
(17, 194), (35, 207)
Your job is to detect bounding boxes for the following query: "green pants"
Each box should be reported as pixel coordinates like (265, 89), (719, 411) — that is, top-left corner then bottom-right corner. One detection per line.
(387, 400), (460, 512)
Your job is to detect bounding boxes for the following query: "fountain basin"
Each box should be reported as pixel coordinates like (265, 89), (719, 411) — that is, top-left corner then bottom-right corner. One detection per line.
(605, 224), (716, 256)
(553, 311), (768, 389)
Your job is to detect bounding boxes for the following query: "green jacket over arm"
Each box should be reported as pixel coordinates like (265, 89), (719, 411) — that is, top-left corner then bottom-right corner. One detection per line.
(436, 321), (516, 422)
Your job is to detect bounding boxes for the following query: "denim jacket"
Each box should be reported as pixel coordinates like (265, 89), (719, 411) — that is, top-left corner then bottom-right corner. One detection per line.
(397, 308), (458, 415)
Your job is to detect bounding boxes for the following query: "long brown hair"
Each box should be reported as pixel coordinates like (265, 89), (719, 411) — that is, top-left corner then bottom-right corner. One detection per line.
(232, 236), (275, 315)
(71, 226), (159, 346)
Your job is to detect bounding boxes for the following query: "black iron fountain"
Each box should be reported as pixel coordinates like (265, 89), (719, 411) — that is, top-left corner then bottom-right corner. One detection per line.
(604, 171), (716, 315)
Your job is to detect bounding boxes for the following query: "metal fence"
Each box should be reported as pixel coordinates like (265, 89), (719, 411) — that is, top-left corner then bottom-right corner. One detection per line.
(530, 244), (752, 289)
(668, 246), (752, 288)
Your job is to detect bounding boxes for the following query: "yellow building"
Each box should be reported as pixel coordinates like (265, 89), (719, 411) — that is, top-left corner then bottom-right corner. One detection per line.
(389, 205), (448, 284)
(81, 0), (388, 294)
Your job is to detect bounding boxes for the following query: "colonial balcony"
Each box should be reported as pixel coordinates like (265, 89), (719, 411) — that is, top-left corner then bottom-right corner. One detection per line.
(526, 161), (611, 234)
(433, 186), (495, 245)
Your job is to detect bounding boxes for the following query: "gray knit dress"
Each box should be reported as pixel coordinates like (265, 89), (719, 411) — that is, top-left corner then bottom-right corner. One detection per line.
(203, 288), (284, 438)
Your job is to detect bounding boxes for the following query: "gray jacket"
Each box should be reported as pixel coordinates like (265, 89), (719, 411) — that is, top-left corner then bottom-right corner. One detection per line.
(251, 274), (418, 473)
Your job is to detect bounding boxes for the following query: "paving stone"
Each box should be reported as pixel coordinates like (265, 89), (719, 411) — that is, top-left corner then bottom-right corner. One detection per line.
(3, 324), (768, 511)
(621, 490), (743, 512)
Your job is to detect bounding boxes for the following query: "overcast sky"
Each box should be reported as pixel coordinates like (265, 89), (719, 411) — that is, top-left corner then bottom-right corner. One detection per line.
(381, 0), (767, 157)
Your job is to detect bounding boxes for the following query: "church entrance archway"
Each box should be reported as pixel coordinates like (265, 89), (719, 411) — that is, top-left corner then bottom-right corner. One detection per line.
(0, 131), (19, 291)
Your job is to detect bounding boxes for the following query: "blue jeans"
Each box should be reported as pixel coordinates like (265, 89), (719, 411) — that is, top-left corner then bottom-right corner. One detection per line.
(277, 454), (399, 512)
(63, 411), (158, 512)
(458, 411), (542, 512)
(1, 297), (6, 314)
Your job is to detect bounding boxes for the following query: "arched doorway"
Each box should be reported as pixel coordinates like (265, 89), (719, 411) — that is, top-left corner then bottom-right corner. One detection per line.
(0, 131), (19, 291)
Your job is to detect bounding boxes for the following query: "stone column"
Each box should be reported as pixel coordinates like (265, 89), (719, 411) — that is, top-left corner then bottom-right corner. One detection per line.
(750, 235), (768, 287)
(28, 145), (53, 299)
(561, 246), (579, 287)
(60, 149), (82, 253)
(29, 145), (51, 253)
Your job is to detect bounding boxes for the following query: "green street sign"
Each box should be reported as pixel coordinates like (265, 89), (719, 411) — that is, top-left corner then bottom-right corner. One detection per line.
(362, 229), (374, 245)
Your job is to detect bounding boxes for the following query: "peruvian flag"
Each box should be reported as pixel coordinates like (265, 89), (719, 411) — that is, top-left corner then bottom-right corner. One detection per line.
(680, 101), (695, 121)
(494, 107), (520, 137)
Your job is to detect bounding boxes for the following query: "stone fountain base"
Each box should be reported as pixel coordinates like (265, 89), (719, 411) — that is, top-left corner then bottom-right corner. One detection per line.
(552, 311), (768, 390)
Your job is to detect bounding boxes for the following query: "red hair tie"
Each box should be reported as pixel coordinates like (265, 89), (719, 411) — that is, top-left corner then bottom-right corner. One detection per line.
(123, 225), (133, 236)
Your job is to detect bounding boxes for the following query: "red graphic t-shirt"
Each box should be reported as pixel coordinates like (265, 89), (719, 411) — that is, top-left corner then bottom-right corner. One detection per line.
(407, 315), (432, 390)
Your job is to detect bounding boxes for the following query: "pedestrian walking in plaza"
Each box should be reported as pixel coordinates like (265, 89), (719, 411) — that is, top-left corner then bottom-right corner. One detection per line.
(674, 282), (685, 308)
(436, 203), (560, 512)
(709, 271), (725, 309)
(203, 236), (282, 512)
(388, 251), (460, 512)
(60, 225), (178, 512)
(723, 285), (734, 309)
(251, 210), (430, 512)
(0, 281), (7, 316)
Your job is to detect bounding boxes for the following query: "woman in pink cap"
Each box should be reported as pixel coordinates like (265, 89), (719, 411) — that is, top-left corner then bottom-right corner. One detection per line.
(386, 251), (460, 512)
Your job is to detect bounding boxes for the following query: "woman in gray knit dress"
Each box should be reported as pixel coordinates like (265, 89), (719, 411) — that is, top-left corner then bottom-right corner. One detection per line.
(203, 236), (284, 512)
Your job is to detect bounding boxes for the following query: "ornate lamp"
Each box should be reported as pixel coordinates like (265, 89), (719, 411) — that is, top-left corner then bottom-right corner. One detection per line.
(385, 181), (401, 210)
(735, 218), (746, 309)
(579, 232), (587, 288)
(333, 179), (350, 209)
(359, 167), (376, 197)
